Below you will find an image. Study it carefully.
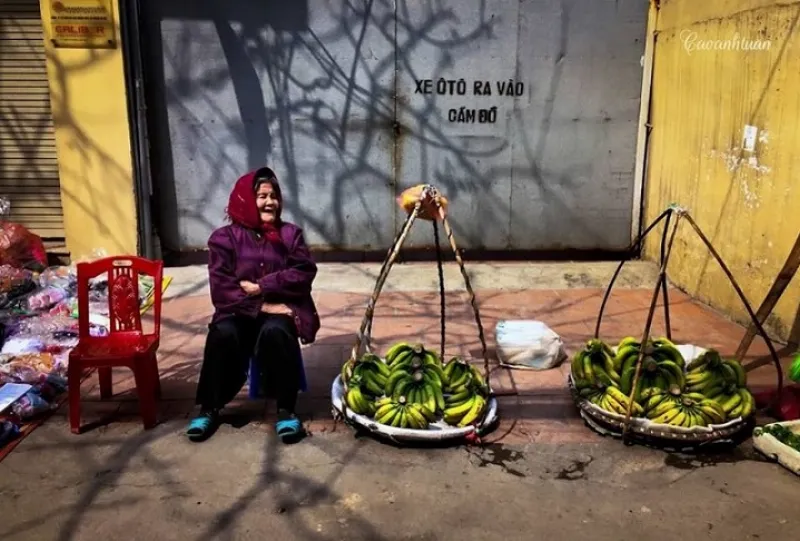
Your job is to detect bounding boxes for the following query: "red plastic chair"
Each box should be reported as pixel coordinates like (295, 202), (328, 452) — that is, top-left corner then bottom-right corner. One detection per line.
(67, 256), (164, 434)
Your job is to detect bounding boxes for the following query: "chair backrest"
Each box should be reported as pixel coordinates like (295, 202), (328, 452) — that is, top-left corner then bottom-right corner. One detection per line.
(75, 256), (164, 340)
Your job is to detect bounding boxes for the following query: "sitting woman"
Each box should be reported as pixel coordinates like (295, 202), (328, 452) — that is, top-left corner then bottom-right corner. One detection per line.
(186, 167), (320, 443)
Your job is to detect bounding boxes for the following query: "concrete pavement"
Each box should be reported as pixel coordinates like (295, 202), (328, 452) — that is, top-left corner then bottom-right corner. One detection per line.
(0, 261), (796, 541)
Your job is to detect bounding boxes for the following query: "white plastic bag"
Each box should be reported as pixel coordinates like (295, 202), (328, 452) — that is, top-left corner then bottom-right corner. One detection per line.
(495, 320), (566, 370)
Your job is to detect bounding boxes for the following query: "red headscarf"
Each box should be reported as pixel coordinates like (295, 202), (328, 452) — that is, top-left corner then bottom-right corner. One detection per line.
(226, 168), (282, 244)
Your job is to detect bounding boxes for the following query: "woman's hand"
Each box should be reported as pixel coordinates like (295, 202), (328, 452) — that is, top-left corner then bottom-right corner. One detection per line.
(261, 302), (293, 316)
(239, 280), (261, 296)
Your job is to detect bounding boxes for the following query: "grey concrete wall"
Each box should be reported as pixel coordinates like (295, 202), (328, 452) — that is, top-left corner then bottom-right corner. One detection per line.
(142, 0), (647, 253)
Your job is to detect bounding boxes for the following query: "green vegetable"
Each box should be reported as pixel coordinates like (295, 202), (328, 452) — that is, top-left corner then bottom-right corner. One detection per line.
(755, 424), (800, 452)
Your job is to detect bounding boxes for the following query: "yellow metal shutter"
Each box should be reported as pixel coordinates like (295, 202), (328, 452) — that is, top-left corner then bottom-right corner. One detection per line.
(0, 0), (64, 242)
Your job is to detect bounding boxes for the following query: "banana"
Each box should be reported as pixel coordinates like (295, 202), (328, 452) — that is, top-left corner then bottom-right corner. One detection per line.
(373, 360), (391, 378)
(719, 363), (738, 386)
(376, 404), (400, 425)
(447, 388), (473, 403)
(415, 402), (437, 423)
(582, 355), (595, 385)
(648, 398), (680, 419)
(384, 342), (412, 364)
(389, 350), (414, 370)
(602, 393), (628, 415)
(685, 370), (715, 386)
(670, 409), (687, 427)
(458, 395), (486, 427)
(393, 409), (407, 428)
(601, 351), (622, 383)
(345, 387), (363, 413)
(650, 406), (682, 425)
(423, 351), (443, 368)
(643, 392), (668, 413)
(341, 360), (354, 383)
(686, 355), (709, 373)
(593, 365), (616, 388)
(724, 359), (747, 387)
(449, 371), (472, 390)
(719, 392), (742, 414)
(618, 336), (640, 348)
(393, 378), (413, 401)
(444, 395), (476, 419)
(360, 373), (385, 396)
(736, 388), (754, 418)
(374, 402), (396, 420)
(430, 380), (446, 412)
(686, 410), (704, 427)
(697, 401), (726, 424)
(659, 361), (686, 389)
(652, 340), (686, 369)
(405, 404), (429, 429)
(385, 370), (410, 395)
(606, 387), (644, 416)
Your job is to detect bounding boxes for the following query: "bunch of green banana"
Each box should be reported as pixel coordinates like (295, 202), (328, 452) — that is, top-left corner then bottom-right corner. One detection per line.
(384, 341), (442, 369)
(617, 339), (685, 402)
(686, 349), (747, 390)
(642, 385), (728, 427)
(373, 395), (435, 429)
(386, 369), (446, 413)
(443, 391), (487, 428)
(344, 376), (376, 416)
(571, 338), (620, 389)
(579, 383), (644, 416)
(443, 357), (489, 396)
(649, 337), (686, 369)
(347, 353), (391, 397)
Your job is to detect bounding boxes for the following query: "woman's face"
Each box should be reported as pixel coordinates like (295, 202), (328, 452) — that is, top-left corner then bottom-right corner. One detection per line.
(255, 182), (280, 223)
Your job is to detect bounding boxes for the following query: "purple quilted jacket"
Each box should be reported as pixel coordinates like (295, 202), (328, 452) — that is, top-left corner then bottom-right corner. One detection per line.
(206, 221), (320, 344)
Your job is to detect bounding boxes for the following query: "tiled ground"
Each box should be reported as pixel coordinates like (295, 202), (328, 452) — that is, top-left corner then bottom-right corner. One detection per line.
(66, 287), (793, 444)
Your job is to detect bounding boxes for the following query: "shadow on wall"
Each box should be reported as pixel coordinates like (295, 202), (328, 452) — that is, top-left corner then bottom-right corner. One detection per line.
(142, 0), (647, 256)
(0, 2), (134, 259)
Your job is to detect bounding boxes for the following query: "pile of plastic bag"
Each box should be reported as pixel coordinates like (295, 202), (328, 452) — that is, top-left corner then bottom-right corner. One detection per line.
(0, 196), (162, 450)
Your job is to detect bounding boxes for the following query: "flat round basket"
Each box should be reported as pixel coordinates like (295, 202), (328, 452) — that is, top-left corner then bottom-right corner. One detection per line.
(568, 343), (754, 451)
(331, 375), (499, 443)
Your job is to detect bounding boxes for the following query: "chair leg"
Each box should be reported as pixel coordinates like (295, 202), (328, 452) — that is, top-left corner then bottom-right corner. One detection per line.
(98, 367), (113, 399)
(150, 354), (162, 399)
(68, 362), (82, 435)
(133, 364), (158, 430)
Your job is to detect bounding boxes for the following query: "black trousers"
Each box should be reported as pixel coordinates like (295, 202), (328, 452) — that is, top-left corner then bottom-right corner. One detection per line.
(195, 314), (303, 413)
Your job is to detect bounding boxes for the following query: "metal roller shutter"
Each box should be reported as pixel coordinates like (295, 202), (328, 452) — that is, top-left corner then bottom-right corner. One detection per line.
(0, 0), (64, 242)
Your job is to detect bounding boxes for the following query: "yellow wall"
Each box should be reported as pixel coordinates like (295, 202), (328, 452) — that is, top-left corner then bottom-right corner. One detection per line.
(644, 0), (800, 342)
(38, 0), (138, 259)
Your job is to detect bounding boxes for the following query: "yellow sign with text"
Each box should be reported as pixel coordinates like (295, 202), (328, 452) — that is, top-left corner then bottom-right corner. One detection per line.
(49, 0), (116, 49)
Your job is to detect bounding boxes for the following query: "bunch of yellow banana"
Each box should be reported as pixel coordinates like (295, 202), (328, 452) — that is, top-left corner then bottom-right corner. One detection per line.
(344, 377), (376, 416)
(686, 349), (748, 394)
(713, 386), (755, 419)
(617, 337), (686, 402)
(443, 356), (489, 396)
(579, 383), (644, 416)
(374, 395), (435, 429)
(443, 390), (487, 428)
(571, 338), (621, 390)
(346, 353), (391, 397)
(641, 385), (728, 427)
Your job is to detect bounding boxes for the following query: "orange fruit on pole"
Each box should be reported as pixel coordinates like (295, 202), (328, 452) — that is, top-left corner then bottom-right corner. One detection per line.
(395, 184), (448, 221)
